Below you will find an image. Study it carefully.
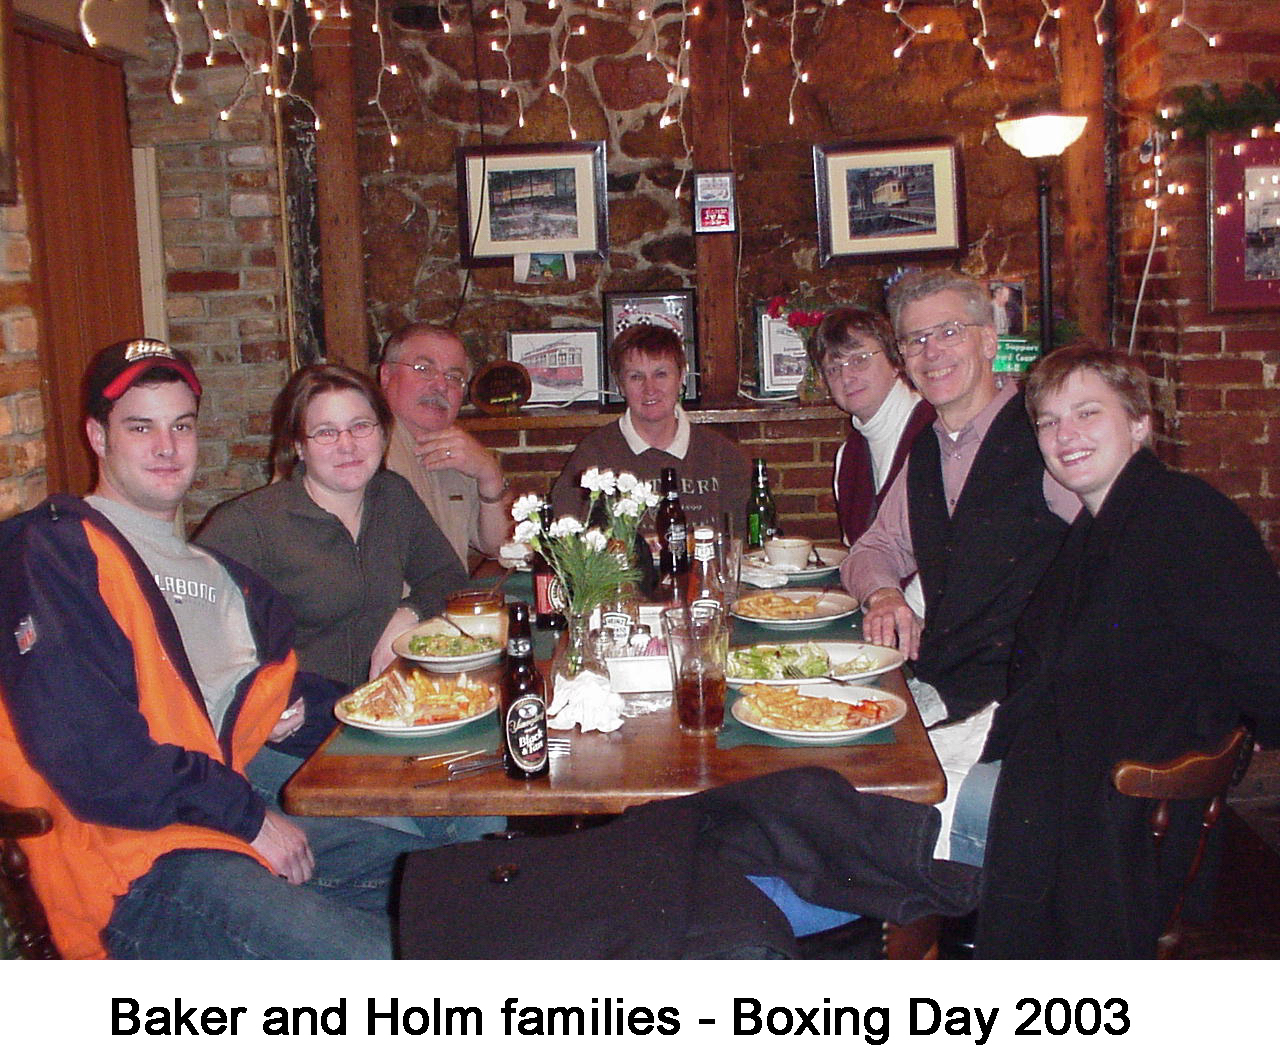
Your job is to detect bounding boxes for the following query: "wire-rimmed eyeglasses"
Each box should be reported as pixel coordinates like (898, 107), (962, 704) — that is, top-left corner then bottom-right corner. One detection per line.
(385, 359), (468, 389)
(821, 348), (883, 380)
(898, 321), (982, 357)
(306, 420), (380, 445)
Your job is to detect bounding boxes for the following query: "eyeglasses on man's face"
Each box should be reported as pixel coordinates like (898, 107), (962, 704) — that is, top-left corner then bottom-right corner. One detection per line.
(306, 420), (380, 445)
(821, 348), (882, 380)
(385, 359), (468, 389)
(898, 321), (982, 357)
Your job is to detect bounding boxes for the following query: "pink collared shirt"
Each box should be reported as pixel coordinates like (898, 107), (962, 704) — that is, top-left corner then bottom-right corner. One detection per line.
(841, 381), (1080, 603)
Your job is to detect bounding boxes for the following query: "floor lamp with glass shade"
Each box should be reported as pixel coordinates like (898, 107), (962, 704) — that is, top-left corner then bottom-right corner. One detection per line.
(995, 113), (1088, 354)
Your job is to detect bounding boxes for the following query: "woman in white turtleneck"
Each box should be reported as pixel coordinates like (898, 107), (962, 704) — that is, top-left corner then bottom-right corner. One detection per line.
(813, 307), (935, 616)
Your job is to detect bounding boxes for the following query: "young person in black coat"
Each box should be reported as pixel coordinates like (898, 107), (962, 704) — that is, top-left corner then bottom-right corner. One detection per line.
(976, 343), (1280, 957)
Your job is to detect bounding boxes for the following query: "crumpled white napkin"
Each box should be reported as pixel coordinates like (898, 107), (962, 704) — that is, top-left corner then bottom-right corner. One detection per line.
(740, 566), (788, 589)
(498, 541), (532, 570)
(548, 670), (625, 732)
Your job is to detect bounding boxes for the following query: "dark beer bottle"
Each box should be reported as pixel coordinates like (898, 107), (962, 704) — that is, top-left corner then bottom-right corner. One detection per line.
(745, 457), (778, 548)
(500, 602), (549, 780)
(532, 501), (566, 631)
(656, 467), (689, 580)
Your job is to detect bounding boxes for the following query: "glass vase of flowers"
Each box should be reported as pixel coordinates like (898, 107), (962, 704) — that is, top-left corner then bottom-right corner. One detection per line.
(512, 468), (659, 678)
(766, 290), (828, 404)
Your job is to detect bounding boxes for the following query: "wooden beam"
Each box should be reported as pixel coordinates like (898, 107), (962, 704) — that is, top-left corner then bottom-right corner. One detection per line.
(686, 0), (738, 405)
(1059, 2), (1109, 345)
(310, 22), (367, 368)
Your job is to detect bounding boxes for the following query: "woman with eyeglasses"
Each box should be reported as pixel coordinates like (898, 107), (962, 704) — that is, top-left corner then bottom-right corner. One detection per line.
(197, 363), (468, 691)
(812, 307), (935, 615)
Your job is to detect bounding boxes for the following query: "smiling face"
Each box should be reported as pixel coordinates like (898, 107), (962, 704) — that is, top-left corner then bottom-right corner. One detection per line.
(823, 333), (901, 422)
(898, 289), (999, 431)
(617, 350), (684, 430)
(296, 388), (385, 501)
(86, 381), (199, 521)
(379, 332), (468, 437)
(1033, 368), (1150, 514)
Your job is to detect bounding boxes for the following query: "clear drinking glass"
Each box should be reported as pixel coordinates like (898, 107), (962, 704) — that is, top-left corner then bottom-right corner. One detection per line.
(715, 532), (743, 604)
(660, 607), (728, 735)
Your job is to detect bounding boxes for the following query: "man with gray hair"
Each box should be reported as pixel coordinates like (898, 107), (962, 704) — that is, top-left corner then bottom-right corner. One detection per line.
(379, 323), (512, 566)
(841, 270), (1077, 863)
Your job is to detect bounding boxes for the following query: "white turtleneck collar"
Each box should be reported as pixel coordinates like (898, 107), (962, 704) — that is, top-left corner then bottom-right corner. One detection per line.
(850, 378), (922, 491)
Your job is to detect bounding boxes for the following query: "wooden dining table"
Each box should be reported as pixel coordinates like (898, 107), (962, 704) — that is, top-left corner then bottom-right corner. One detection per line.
(282, 571), (946, 819)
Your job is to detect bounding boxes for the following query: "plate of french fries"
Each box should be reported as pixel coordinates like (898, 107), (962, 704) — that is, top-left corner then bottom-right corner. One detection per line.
(335, 668), (498, 736)
(732, 683), (907, 744)
(730, 588), (859, 628)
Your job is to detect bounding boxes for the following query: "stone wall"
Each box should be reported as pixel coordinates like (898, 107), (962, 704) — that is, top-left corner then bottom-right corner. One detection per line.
(122, 1), (291, 522)
(0, 185), (45, 519)
(353, 0), (1055, 366)
(1115, 2), (1280, 555)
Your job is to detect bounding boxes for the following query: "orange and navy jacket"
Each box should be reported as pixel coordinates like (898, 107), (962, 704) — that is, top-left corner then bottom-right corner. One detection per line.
(0, 496), (300, 958)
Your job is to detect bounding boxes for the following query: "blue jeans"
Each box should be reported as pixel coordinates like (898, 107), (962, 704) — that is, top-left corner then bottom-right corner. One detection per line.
(248, 746), (505, 845)
(103, 814), (428, 958)
(949, 759), (1001, 867)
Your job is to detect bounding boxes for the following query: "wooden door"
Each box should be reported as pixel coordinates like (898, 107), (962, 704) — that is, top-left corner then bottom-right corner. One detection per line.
(14, 28), (144, 496)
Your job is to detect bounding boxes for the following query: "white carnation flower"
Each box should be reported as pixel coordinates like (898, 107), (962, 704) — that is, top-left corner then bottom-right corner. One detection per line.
(512, 494), (541, 522)
(513, 520), (540, 543)
(614, 496), (640, 519)
(580, 467), (604, 493)
(595, 469), (617, 495)
(583, 528), (608, 552)
(631, 482), (659, 508)
(549, 516), (583, 538)
(616, 471), (639, 493)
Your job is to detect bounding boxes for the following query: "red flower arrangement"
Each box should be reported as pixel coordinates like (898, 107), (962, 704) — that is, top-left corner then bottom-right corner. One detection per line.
(766, 293), (827, 344)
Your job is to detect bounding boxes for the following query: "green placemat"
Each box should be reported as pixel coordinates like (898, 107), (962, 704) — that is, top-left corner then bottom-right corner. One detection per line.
(328, 718), (498, 756)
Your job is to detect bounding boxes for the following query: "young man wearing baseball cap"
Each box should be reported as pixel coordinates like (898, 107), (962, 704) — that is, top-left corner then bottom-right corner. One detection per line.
(0, 339), (429, 958)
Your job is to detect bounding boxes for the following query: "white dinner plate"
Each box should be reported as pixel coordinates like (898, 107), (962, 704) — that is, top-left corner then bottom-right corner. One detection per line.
(730, 589), (859, 629)
(726, 640), (904, 686)
(731, 685), (907, 744)
(334, 702), (498, 738)
(743, 545), (847, 582)
(392, 618), (505, 672)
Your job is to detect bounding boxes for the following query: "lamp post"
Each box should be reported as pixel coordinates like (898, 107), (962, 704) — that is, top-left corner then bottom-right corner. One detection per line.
(995, 113), (1088, 355)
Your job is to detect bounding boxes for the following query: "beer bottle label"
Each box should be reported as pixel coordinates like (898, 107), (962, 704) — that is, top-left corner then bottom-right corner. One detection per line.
(689, 597), (722, 620)
(507, 636), (533, 659)
(665, 523), (687, 552)
(505, 694), (548, 773)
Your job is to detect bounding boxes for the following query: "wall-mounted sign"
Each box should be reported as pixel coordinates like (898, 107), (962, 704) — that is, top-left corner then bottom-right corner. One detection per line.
(693, 172), (736, 234)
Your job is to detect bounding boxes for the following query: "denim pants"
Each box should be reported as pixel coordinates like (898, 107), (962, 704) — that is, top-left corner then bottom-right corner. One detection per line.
(103, 748), (498, 958)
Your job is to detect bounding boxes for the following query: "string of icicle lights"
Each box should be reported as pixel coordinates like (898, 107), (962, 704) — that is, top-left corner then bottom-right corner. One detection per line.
(76, 0), (1226, 171)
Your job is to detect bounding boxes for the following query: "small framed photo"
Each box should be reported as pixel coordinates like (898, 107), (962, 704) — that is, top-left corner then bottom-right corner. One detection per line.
(694, 171), (736, 233)
(754, 304), (810, 397)
(1208, 132), (1280, 311)
(813, 138), (964, 266)
(456, 141), (608, 266)
(988, 278), (1027, 337)
(505, 328), (604, 406)
(601, 289), (699, 404)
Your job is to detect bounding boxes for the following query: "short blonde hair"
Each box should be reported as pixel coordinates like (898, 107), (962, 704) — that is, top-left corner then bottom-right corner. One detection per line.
(1024, 342), (1153, 423)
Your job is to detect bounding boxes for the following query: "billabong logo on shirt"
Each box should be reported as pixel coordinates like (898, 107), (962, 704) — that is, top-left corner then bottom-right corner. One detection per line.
(14, 614), (37, 654)
(153, 574), (218, 604)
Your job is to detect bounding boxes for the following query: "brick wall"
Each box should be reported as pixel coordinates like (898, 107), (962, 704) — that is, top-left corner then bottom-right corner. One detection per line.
(1115, 1), (1280, 557)
(473, 406), (850, 547)
(122, 1), (291, 523)
(0, 182), (46, 519)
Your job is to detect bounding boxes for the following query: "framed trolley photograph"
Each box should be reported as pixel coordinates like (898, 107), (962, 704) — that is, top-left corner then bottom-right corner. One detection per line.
(813, 138), (964, 266)
(505, 328), (604, 407)
(456, 141), (608, 266)
(1208, 131), (1280, 311)
(601, 289), (699, 404)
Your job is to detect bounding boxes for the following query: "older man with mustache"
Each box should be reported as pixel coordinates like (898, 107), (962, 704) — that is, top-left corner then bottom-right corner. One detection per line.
(379, 323), (513, 566)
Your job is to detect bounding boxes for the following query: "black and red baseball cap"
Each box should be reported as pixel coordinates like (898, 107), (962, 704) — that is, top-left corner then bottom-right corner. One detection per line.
(84, 338), (202, 418)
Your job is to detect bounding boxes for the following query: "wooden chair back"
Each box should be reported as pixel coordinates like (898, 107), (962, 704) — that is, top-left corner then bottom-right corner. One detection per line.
(1110, 726), (1252, 958)
(0, 800), (59, 959)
